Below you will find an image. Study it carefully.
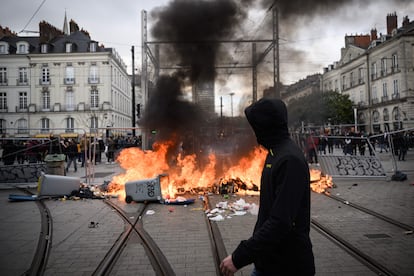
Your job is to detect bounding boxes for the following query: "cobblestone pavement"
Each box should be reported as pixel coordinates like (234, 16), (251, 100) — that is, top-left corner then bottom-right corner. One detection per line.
(0, 149), (413, 275)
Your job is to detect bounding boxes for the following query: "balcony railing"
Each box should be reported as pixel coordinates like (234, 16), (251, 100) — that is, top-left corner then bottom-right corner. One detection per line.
(392, 93), (400, 99)
(15, 106), (28, 112)
(381, 95), (389, 102)
(64, 77), (75, 85)
(17, 128), (29, 134)
(39, 79), (51, 85)
(16, 79), (28, 85)
(0, 80), (8, 86)
(0, 106), (8, 112)
(88, 77), (100, 84)
(371, 98), (379, 104)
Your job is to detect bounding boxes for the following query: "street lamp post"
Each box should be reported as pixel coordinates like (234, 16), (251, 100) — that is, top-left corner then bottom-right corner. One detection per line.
(353, 107), (358, 133)
(229, 92), (235, 118)
(229, 92), (235, 135)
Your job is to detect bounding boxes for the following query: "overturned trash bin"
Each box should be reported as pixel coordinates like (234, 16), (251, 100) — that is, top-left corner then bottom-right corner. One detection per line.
(44, 153), (66, 175)
(124, 174), (168, 203)
(37, 172), (80, 197)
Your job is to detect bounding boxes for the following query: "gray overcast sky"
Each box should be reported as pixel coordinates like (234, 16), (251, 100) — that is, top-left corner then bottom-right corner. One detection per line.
(1, 0), (413, 114)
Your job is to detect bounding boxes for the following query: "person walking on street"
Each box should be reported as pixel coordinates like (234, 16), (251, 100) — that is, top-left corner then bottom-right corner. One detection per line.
(65, 139), (78, 172)
(220, 98), (315, 276)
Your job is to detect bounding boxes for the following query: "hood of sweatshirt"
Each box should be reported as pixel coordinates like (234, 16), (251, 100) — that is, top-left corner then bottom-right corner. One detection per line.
(244, 98), (290, 149)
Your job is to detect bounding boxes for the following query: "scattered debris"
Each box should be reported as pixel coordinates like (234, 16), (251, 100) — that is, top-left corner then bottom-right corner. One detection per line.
(205, 198), (258, 221)
(146, 210), (155, 215)
(163, 196), (195, 205)
(88, 221), (99, 228)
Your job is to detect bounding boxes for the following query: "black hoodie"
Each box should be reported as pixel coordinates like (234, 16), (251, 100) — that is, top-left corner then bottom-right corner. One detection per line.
(232, 98), (315, 275)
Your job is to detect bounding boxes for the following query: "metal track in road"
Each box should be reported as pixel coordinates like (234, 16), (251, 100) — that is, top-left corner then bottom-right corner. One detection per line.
(204, 195), (228, 276)
(93, 199), (175, 276)
(311, 219), (397, 276)
(312, 190), (414, 276)
(19, 188), (53, 276)
(323, 192), (414, 232)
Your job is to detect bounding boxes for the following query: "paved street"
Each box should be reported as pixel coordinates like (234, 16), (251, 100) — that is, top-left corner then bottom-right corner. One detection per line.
(0, 149), (413, 275)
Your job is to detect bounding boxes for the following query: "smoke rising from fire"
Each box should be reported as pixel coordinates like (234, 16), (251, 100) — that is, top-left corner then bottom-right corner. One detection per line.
(150, 0), (246, 83)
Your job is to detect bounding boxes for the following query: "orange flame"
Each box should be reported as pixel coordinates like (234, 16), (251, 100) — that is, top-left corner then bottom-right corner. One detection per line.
(310, 168), (333, 193)
(107, 140), (332, 199)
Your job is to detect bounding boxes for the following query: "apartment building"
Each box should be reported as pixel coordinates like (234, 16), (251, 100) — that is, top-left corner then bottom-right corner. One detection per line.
(322, 13), (414, 133)
(0, 18), (132, 138)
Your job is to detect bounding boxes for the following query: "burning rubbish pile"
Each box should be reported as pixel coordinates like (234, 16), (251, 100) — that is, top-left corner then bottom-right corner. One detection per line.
(106, 141), (266, 202)
(310, 168), (334, 194)
(104, 140), (334, 203)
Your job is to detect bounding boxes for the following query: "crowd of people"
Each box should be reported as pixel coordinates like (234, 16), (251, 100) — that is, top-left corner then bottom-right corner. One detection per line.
(0, 135), (142, 167)
(297, 129), (413, 164)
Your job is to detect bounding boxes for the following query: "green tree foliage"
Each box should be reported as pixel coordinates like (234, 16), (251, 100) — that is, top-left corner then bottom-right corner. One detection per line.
(287, 91), (353, 128)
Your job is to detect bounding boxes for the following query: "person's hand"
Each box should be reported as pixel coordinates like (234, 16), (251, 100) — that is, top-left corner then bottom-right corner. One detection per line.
(220, 255), (237, 276)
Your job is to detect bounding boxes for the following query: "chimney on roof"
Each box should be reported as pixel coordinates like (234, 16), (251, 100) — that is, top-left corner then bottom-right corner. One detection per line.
(0, 26), (17, 38)
(39, 21), (64, 43)
(370, 28), (377, 41)
(402, 16), (410, 27)
(69, 20), (79, 34)
(387, 12), (397, 35)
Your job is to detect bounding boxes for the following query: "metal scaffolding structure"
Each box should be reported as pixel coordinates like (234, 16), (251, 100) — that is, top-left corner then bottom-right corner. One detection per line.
(139, 8), (279, 149)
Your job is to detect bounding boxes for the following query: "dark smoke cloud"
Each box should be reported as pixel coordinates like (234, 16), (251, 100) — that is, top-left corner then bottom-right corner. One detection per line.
(151, 0), (246, 83)
(140, 73), (205, 140)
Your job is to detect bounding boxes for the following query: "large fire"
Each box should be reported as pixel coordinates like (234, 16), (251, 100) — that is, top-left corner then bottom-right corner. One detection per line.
(107, 140), (332, 200)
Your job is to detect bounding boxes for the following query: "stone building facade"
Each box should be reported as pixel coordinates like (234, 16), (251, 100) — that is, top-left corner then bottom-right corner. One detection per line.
(322, 13), (414, 133)
(0, 18), (132, 138)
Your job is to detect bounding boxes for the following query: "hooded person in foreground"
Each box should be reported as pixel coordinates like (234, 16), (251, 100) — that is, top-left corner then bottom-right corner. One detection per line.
(220, 98), (315, 276)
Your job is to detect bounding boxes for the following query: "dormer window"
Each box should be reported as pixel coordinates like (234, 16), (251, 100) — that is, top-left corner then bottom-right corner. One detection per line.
(16, 41), (29, 54)
(89, 42), (97, 52)
(0, 42), (8, 54)
(41, 44), (48, 54)
(65, 43), (72, 53)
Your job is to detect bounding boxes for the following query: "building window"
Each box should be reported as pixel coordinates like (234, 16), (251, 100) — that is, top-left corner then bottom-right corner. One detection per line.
(0, 44), (6, 54)
(90, 88), (99, 108)
(41, 118), (50, 133)
(372, 86), (377, 98)
(372, 110), (380, 123)
(392, 107), (401, 121)
(350, 72), (354, 87)
(41, 44), (48, 53)
(383, 108), (389, 121)
(0, 92), (7, 110)
(65, 65), (75, 84)
(358, 68), (364, 84)
(17, 42), (29, 54)
(0, 119), (5, 134)
(41, 66), (50, 84)
(393, 79), (399, 98)
(89, 42), (97, 52)
(18, 67), (28, 85)
(90, 116), (98, 130)
(66, 43), (72, 53)
(382, 82), (388, 97)
(66, 117), (75, 132)
(17, 119), (28, 134)
(0, 67), (7, 85)
(381, 58), (387, 76)
(371, 62), (377, 79)
(19, 92), (28, 109)
(342, 75), (346, 90)
(392, 54), (398, 71)
(89, 65), (99, 83)
(42, 91), (50, 110)
(66, 90), (75, 111)
(359, 90), (364, 104)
